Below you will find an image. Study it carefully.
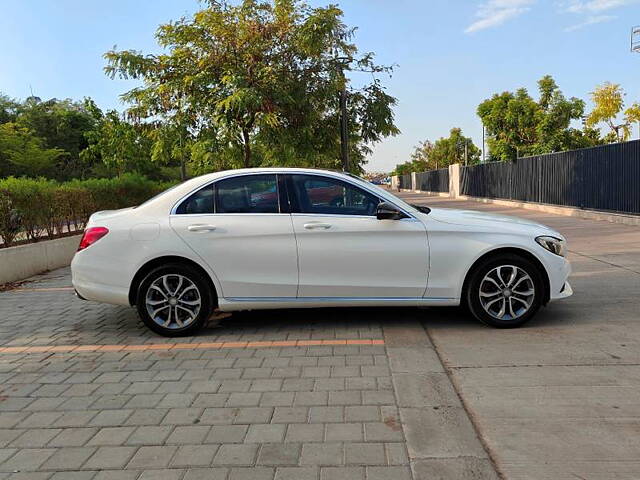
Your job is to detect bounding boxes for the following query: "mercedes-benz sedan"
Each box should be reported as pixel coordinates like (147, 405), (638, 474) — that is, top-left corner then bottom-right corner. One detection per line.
(71, 168), (572, 336)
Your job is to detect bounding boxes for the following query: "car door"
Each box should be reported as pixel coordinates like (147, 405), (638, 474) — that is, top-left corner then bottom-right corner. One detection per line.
(288, 173), (429, 298)
(170, 173), (298, 299)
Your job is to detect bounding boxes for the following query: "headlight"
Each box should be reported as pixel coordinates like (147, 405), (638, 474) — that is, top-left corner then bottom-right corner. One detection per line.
(536, 236), (566, 257)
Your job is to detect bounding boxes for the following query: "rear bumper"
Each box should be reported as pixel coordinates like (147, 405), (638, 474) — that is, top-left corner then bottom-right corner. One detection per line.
(71, 253), (131, 306)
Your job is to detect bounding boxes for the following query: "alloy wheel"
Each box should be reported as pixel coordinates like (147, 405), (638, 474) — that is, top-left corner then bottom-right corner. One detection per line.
(479, 265), (535, 321)
(145, 274), (202, 329)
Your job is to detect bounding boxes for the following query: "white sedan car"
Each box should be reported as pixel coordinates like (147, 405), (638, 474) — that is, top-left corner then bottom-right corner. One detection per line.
(72, 168), (572, 336)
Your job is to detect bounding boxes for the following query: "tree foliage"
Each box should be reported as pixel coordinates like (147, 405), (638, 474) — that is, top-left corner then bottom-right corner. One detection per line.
(393, 128), (479, 175)
(104, 0), (399, 174)
(477, 75), (596, 161)
(586, 83), (640, 143)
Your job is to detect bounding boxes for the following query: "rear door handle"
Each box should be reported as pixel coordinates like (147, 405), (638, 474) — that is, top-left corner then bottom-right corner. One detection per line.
(188, 224), (217, 232)
(304, 222), (332, 230)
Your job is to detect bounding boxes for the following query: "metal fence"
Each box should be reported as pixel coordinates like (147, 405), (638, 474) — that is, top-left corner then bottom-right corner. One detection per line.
(416, 168), (449, 193)
(399, 174), (412, 189)
(460, 140), (640, 215)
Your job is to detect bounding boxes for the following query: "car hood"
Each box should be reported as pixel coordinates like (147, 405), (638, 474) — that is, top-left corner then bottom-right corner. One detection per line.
(425, 207), (561, 236)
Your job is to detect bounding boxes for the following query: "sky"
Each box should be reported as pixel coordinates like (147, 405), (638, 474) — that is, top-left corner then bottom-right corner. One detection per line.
(1, 0), (639, 172)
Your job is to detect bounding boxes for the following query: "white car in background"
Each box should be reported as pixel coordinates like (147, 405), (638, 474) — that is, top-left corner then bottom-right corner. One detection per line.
(71, 168), (572, 336)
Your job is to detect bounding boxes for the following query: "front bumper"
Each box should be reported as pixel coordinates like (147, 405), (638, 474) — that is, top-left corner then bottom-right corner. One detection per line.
(550, 281), (573, 301)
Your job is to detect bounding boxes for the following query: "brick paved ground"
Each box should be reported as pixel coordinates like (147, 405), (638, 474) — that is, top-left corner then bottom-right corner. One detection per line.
(0, 267), (493, 479)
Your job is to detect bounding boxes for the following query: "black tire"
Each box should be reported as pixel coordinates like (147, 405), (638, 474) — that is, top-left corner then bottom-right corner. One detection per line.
(136, 263), (215, 337)
(466, 253), (544, 328)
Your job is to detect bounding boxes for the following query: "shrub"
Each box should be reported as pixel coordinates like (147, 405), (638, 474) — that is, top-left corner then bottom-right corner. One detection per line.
(0, 175), (177, 248)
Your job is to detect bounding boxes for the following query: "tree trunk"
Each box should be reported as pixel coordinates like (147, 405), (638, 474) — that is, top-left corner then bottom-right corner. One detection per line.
(242, 129), (251, 168)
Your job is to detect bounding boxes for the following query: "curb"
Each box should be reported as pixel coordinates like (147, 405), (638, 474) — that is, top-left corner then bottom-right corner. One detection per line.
(383, 320), (500, 479)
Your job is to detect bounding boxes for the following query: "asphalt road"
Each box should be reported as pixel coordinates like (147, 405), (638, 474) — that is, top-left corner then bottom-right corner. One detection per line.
(396, 191), (640, 480)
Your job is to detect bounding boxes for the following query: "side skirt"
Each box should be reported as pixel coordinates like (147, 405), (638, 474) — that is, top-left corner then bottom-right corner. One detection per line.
(218, 296), (459, 312)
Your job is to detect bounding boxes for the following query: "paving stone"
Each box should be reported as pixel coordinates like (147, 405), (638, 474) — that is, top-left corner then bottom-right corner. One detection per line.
(50, 472), (97, 480)
(256, 443), (300, 466)
(309, 407), (343, 423)
(281, 379), (314, 392)
(10, 429), (62, 448)
(271, 408), (308, 424)
(0, 448), (55, 471)
(328, 391), (361, 406)
(126, 425), (174, 446)
(88, 427), (135, 446)
(274, 467), (318, 480)
(0, 430), (24, 448)
(89, 410), (133, 427)
(228, 467), (275, 480)
(84, 446), (138, 469)
(299, 443), (343, 466)
(192, 394), (228, 408)
(249, 380), (283, 392)
(325, 423), (363, 442)
(366, 466), (412, 480)
(320, 467), (364, 480)
(206, 425), (248, 444)
(138, 470), (185, 480)
(126, 445), (177, 469)
(162, 408), (203, 425)
(171, 444), (218, 467)
(125, 409), (168, 426)
(6, 473), (52, 480)
(212, 444), (258, 466)
(344, 406), (379, 423)
(294, 392), (327, 406)
(259, 392), (294, 407)
(166, 426), (211, 445)
(385, 443), (409, 465)
(183, 468), (228, 480)
(93, 471), (139, 480)
(232, 408), (273, 425)
(364, 422), (404, 442)
(245, 424), (286, 444)
(158, 394), (197, 408)
(284, 424), (323, 443)
(40, 447), (97, 470)
(226, 393), (262, 407)
(344, 443), (386, 465)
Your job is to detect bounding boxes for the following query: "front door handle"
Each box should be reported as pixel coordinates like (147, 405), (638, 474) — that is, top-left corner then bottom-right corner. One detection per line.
(188, 224), (217, 232)
(304, 222), (332, 230)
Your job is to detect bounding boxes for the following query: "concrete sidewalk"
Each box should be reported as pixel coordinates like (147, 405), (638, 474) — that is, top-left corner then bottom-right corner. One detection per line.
(398, 192), (640, 480)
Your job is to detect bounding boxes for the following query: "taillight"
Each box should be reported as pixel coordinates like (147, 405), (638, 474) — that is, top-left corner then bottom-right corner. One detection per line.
(78, 227), (109, 251)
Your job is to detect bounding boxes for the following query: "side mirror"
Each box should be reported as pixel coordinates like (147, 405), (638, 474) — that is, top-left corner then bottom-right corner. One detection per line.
(376, 202), (407, 220)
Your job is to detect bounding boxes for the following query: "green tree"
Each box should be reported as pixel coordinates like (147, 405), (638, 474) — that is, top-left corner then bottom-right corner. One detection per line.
(104, 0), (398, 174)
(478, 75), (595, 161)
(586, 83), (631, 143)
(625, 102), (640, 139)
(15, 97), (97, 179)
(0, 123), (66, 177)
(81, 101), (153, 177)
(0, 94), (19, 124)
(430, 128), (480, 168)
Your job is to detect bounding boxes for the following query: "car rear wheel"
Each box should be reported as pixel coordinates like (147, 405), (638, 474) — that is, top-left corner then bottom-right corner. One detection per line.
(136, 263), (215, 336)
(466, 254), (544, 328)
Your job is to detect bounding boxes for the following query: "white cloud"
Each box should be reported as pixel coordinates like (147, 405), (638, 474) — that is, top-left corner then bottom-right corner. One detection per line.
(465, 0), (536, 34)
(564, 14), (616, 30)
(560, 0), (637, 32)
(563, 0), (638, 13)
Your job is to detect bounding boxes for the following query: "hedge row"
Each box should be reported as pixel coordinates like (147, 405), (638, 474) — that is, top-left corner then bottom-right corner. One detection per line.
(0, 174), (175, 248)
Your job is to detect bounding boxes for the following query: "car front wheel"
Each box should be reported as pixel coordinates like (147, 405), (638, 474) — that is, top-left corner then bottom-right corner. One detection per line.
(136, 263), (214, 336)
(466, 254), (544, 328)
